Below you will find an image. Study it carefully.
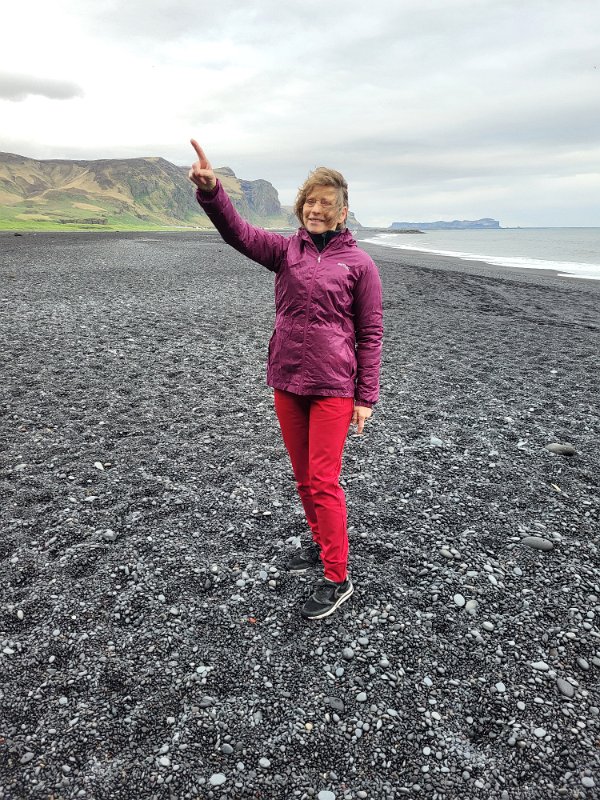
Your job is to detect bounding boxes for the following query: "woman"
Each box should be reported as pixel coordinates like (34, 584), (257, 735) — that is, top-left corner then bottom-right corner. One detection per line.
(188, 139), (383, 620)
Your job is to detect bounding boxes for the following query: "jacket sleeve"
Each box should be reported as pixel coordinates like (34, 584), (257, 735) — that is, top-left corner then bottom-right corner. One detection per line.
(196, 181), (288, 272)
(353, 258), (383, 407)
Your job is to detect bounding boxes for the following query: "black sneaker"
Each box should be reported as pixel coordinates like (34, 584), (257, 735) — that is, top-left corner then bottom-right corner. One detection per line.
(301, 578), (354, 620)
(286, 543), (321, 573)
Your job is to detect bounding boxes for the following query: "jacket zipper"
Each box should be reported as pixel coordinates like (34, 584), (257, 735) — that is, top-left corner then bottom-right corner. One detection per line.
(298, 248), (320, 389)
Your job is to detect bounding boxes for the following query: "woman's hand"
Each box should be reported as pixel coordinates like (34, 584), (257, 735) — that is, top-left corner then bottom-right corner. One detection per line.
(188, 139), (217, 193)
(352, 405), (372, 435)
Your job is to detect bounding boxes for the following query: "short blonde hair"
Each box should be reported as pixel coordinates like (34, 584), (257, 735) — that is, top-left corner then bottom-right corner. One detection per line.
(294, 167), (349, 230)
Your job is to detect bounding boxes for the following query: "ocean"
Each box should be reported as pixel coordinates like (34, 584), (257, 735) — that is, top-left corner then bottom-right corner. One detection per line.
(360, 227), (600, 281)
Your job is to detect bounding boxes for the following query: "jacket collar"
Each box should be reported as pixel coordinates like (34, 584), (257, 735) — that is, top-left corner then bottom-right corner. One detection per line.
(298, 226), (356, 253)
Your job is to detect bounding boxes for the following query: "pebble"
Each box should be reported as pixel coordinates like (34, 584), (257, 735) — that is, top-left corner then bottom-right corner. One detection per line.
(430, 436), (444, 447)
(545, 443), (577, 456)
(342, 647), (354, 661)
(557, 679), (575, 698)
(533, 727), (547, 738)
(158, 756), (171, 767)
(482, 621), (494, 631)
(521, 536), (553, 551)
(318, 792), (336, 800)
(325, 696), (344, 712)
(209, 773), (226, 786)
(20, 752), (35, 764)
(577, 657), (590, 671)
(17, 610), (24, 621)
(582, 777), (595, 788)
(356, 692), (367, 702)
(259, 757), (271, 768)
(221, 743), (234, 755)
(531, 661), (550, 671)
(495, 682), (507, 693)
(454, 594), (466, 608)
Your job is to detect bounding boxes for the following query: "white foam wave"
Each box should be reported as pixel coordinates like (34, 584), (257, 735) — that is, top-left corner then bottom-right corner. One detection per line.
(363, 235), (600, 281)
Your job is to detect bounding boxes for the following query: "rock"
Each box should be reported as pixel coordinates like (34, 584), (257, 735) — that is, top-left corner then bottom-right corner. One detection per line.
(342, 647), (354, 661)
(209, 773), (226, 786)
(221, 743), (234, 755)
(533, 727), (547, 738)
(582, 776), (595, 788)
(20, 752), (35, 764)
(259, 757), (271, 768)
(356, 692), (367, 702)
(557, 678), (575, 698)
(521, 536), (553, 551)
(430, 436), (444, 447)
(531, 661), (550, 671)
(454, 594), (466, 608)
(318, 792), (336, 800)
(545, 443), (577, 456)
(325, 696), (344, 712)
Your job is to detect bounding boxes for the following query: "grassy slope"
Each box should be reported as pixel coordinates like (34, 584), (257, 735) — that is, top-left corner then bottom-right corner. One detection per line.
(0, 155), (293, 231)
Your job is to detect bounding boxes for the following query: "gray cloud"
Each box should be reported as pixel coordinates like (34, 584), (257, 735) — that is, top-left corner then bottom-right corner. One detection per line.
(0, 73), (83, 102)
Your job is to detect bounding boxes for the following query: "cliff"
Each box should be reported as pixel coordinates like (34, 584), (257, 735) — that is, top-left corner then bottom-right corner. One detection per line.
(0, 152), (292, 230)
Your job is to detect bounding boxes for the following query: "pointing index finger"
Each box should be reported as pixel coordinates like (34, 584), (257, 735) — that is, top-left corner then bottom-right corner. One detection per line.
(190, 138), (209, 166)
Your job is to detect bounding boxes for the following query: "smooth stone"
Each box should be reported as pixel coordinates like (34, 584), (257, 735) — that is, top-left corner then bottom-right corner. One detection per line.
(533, 728), (547, 738)
(210, 773), (226, 786)
(318, 792), (336, 800)
(430, 436), (444, 447)
(20, 752), (35, 764)
(545, 443), (577, 456)
(582, 777), (595, 788)
(557, 678), (575, 698)
(577, 657), (590, 671)
(158, 756), (171, 767)
(342, 647), (354, 661)
(495, 682), (507, 693)
(325, 696), (344, 712)
(356, 692), (367, 702)
(531, 661), (550, 671)
(522, 536), (553, 551)
(259, 757), (271, 768)
(221, 743), (234, 755)
(454, 594), (466, 608)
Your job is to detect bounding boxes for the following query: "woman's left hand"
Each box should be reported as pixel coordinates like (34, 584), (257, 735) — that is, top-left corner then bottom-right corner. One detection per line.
(352, 405), (372, 435)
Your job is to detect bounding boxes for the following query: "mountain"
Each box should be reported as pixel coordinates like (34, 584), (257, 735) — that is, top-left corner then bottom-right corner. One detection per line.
(390, 218), (500, 230)
(0, 152), (293, 230)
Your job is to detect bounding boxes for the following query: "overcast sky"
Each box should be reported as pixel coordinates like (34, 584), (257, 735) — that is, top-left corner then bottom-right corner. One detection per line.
(1, 1), (599, 226)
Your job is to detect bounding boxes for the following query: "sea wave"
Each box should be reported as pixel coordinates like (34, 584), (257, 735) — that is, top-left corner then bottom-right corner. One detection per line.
(363, 235), (600, 281)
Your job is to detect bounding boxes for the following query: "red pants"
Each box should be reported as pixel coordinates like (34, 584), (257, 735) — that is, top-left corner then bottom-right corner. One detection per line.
(274, 389), (354, 583)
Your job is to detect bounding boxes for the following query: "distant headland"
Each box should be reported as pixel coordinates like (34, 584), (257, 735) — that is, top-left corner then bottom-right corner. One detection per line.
(390, 218), (501, 230)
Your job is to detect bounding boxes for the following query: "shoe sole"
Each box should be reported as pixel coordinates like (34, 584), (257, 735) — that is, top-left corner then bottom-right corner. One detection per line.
(287, 562), (321, 573)
(301, 583), (354, 620)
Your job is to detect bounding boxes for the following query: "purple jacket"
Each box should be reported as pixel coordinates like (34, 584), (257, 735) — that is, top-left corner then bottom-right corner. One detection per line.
(197, 182), (383, 406)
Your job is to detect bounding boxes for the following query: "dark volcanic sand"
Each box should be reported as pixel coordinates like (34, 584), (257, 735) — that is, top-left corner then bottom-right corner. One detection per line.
(1, 231), (599, 799)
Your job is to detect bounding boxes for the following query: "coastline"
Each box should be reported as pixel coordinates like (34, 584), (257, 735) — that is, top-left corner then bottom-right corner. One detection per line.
(2, 232), (599, 798)
(360, 237), (600, 290)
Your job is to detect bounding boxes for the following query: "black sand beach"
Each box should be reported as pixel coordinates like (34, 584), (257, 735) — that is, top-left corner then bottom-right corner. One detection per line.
(1, 231), (599, 799)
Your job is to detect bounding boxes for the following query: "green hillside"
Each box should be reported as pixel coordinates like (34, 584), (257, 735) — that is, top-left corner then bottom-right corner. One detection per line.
(0, 153), (294, 231)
